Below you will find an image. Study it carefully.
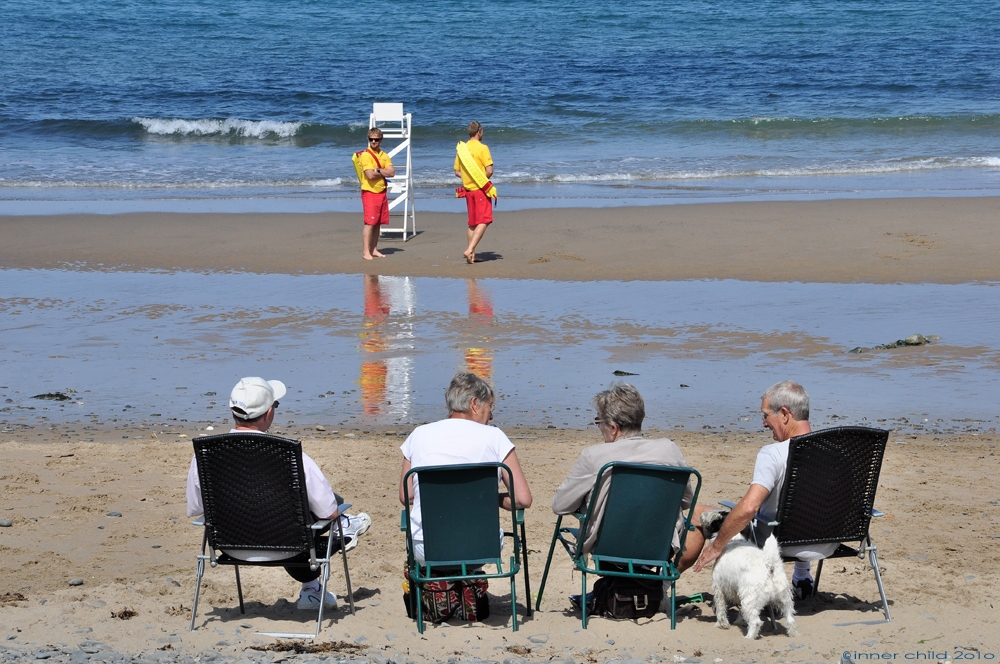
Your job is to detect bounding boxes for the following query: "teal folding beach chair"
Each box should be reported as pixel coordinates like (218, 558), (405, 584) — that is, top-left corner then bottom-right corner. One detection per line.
(536, 462), (701, 628)
(401, 463), (525, 633)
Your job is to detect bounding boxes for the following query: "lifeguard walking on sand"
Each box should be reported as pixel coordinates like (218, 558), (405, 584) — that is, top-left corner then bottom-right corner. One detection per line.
(454, 121), (497, 264)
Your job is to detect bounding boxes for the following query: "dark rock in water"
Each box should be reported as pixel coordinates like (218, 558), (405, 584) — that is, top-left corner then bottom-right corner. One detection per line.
(849, 334), (939, 353)
(613, 370), (638, 376)
(32, 392), (72, 401)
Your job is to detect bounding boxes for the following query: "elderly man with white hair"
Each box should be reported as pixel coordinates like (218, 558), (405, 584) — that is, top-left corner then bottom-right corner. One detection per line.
(186, 376), (371, 611)
(399, 372), (533, 564)
(693, 380), (834, 599)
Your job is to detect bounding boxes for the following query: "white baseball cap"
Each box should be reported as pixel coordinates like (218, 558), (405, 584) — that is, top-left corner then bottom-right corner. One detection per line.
(229, 377), (287, 421)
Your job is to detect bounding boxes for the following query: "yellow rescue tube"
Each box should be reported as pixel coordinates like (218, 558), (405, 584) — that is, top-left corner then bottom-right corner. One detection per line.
(351, 151), (365, 186)
(456, 141), (497, 199)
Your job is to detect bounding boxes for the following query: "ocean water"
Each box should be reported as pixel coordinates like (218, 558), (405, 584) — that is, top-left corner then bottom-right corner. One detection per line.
(3, 0), (1000, 212)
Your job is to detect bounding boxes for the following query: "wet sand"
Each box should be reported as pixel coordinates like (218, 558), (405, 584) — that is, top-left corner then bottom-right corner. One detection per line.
(3, 196), (1000, 283)
(2, 428), (998, 661)
(5, 272), (999, 432)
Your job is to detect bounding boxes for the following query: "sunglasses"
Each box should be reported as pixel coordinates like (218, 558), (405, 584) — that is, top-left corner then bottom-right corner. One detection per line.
(369, 137), (382, 143)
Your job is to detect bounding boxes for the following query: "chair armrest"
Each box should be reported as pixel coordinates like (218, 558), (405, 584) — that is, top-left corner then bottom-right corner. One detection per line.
(400, 511), (406, 531)
(192, 516), (205, 526)
(752, 514), (779, 527)
(515, 509), (525, 525)
(871, 508), (885, 518)
(311, 519), (332, 532)
(719, 500), (778, 526)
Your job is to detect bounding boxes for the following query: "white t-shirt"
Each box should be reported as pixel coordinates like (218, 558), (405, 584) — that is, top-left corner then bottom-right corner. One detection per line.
(186, 430), (339, 561)
(751, 439), (837, 560)
(400, 418), (515, 545)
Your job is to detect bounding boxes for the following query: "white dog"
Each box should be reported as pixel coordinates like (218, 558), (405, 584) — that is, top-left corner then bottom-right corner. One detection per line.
(701, 511), (798, 639)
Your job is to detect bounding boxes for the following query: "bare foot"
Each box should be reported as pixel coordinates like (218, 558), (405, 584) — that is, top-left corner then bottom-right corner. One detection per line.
(363, 254), (374, 261)
(464, 251), (476, 264)
(372, 249), (386, 258)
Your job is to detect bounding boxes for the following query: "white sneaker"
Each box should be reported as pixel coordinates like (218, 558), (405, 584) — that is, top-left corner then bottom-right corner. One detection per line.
(339, 512), (371, 551)
(296, 588), (338, 610)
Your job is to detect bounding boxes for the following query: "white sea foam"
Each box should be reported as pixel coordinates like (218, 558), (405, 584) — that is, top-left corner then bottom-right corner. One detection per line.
(502, 156), (998, 184)
(132, 117), (303, 138)
(551, 172), (636, 183)
(0, 177), (338, 190)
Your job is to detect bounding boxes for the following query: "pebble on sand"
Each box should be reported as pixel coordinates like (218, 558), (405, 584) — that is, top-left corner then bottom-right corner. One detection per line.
(69, 579), (84, 586)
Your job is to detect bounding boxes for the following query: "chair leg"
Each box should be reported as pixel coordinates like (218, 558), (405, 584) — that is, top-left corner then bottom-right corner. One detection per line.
(315, 562), (329, 639)
(669, 579), (676, 630)
(190, 556), (205, 632)
(580, 571), (589, 629)
(520, 519), (533, 617)
(234, 566), (245, 614)
(535, 516), (563, 612)
(866, 536), (892, 622)
(510, 560), (518, 632)
(339, 528), (356, 615)
(815, 559), (825, 594)
(415, 581), (425, 634)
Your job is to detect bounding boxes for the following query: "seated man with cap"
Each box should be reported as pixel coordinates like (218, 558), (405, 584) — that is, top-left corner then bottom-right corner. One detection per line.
(186, 376), (371, 610)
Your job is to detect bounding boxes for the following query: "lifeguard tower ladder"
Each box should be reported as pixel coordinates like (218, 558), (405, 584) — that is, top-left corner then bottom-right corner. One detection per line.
(370, 103), (415, 241)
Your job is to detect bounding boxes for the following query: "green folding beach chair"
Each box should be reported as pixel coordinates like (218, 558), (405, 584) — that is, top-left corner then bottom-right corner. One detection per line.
(536, 462), (701, 629)
(401, 463), (525, 633)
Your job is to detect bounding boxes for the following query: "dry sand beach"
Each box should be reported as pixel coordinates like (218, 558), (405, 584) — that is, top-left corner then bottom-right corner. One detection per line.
(3, 197), (1000, 283)
(3, 198), (1000, 662)
(2, 429), (998, 663)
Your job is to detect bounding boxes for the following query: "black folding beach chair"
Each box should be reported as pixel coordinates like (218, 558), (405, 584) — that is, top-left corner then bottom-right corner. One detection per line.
(189, 433), (355, 639)
(727, 426), (891, 622)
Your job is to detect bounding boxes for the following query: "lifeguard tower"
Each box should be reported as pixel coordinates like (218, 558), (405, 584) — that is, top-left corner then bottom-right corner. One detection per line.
(370, 103), (415, 241)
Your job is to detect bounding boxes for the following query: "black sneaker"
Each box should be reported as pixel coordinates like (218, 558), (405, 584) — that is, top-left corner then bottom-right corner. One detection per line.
(792, 578), (814, 600)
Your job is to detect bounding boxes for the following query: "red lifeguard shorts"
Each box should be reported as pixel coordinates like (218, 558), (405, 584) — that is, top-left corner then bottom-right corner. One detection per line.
(362, 190), (389, 226)
(465, 188), (493, 228)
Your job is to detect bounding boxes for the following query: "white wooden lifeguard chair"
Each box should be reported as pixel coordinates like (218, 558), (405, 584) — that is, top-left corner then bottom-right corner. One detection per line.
(370, 103), (415, 241)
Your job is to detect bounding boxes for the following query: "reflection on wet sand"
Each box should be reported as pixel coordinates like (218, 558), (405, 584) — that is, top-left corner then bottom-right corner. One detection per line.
(358, 275), (415, 418)
(4, 270), (1000, 433)
(464, 279), (494, 382)
(359, 275), (390, 415)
